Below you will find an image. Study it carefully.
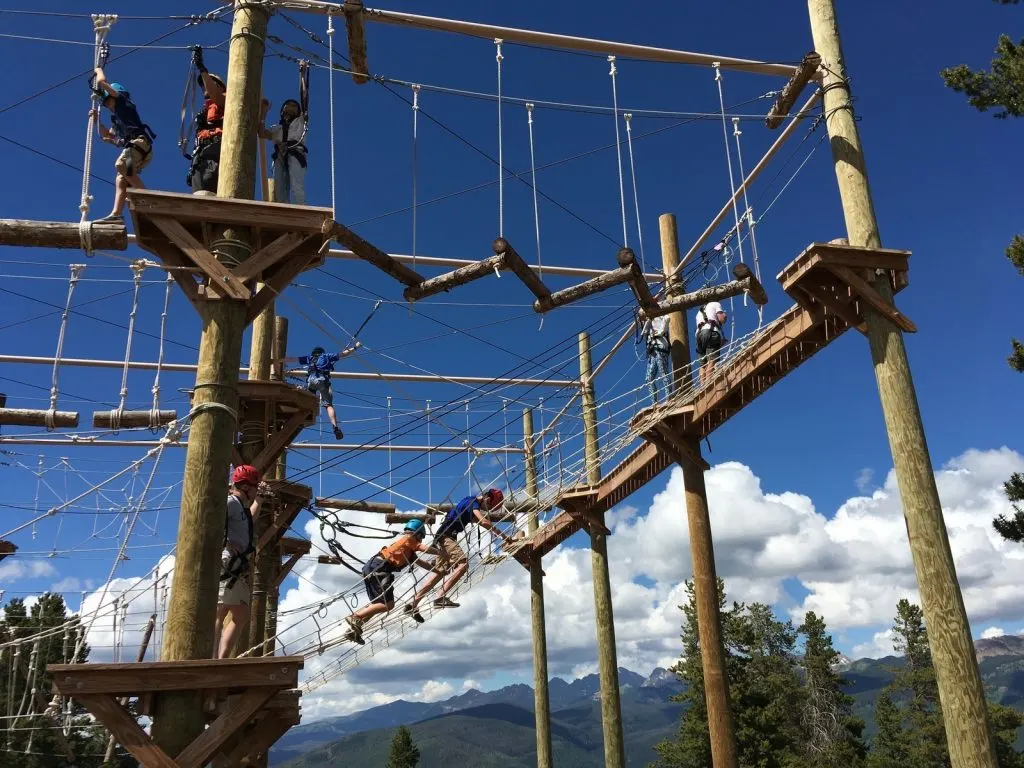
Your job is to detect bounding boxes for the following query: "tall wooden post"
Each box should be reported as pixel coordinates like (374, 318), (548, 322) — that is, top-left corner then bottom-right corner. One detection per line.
(660, 214), (739, 768)
(524, 408), (553, 768)
(579, 332), (625, 768)
(264, 315), (289, 657)
(808, 3), (997, 765)
(246, 298), (276, 654)
(151, 0), (270, 756)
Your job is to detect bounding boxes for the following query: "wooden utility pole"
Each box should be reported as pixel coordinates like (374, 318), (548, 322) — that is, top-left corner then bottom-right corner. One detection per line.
(660, 214), (739, 768)
(807, 2), (997, 765)
(524, 407), (553, 768)
(579, 331), (625, 768)
(150, 0), (270, 757)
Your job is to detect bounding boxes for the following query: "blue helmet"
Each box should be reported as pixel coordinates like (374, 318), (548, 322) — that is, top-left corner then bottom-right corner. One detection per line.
(107, 82), (129, 97)
(404, 519), (425, 535)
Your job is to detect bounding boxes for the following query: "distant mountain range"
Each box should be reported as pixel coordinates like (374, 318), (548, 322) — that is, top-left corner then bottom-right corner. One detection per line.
(273, 635), (1024, 767)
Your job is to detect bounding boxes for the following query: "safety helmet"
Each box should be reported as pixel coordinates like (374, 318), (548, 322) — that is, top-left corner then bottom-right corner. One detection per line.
(404, 519), (425, 535)
(107, 82), (129, 97)
(232, 464), (261, 487)
(280, 99), (301, 116)
(310, 346), (325, 358)
(485, 488), (504, 508)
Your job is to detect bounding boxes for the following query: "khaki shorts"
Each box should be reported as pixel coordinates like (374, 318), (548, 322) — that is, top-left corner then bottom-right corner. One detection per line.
(115, 137), (152, 177)
(218, 551), (251, 607)
(431, 535), (467, 574)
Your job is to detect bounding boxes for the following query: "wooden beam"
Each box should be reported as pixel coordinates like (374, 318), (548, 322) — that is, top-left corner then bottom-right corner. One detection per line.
(343, 0), (370, 84)
(641, 276), (755, 319)
(218, 713), (293, 767)
(77, 694), (178, 768)
(796, 279), (866, 334)
(0, 409), (79, 427)
(0, 219), (128, 250)
(128, 189), (333, 234)
(232, 232), (310, 282)
(826, 264), (917, 332)
(251, 409), (310, 475)
(246, 251), (315, 324)
(731, 263), (769, 305)
(256, 499), (307, 552)
(175, 688), (277, 768)
(274, 552), (304, 588)
(149, 216), (251, 301)
(278, 536), (311, 557)
(323, 220), (424, 286)
(147, 243), (202, 306)
(536, 264), (632, 313)
(316, 498), (396, 513)
(618, 248), (658, 314)
(0, 540), (17, 563)
(92, 410), (178, 429)
(766, 52), (822, 128)
(403, 253), (505, 302)
(495, 238), (551, 302)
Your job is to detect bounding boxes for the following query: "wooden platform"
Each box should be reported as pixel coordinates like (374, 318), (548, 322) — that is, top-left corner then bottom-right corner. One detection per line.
(524, 241), (912, 560)
(226, 380), (319, 476)
(48, 656), (303, 768)
(126, 189), (334, 322)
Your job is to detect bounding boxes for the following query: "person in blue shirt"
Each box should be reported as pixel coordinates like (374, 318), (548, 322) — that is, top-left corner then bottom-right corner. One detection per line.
(403, 488), (512, 621)
(90, 66), (156, 223)
(281, 342), (360, 439)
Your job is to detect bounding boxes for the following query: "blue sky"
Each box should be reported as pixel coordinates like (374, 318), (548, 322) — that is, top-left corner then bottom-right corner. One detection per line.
(0, 0), (1022, 706)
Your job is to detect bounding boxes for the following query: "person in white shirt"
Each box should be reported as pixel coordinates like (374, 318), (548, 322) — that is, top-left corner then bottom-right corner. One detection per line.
(641, 314), (672, 402)
(259, 97), (307, 204)
(213, 464), (266, 659)
(695, 301), (728, 385)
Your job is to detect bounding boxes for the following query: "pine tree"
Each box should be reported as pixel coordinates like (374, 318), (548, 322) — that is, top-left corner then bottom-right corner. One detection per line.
(942, 1), (1024, 539)
(0, 594), (135, 768)
(797, 611), (867, 767)
(652, 580), (806, 768)
(386, 725), (420, 768)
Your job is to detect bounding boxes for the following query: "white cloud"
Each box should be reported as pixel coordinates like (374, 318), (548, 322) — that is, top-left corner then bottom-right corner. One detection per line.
(0, 559), (57, 583)
(982, 626), (1006, 639)
(67, 447), (1024, 718)
(855, 468), (875, 494)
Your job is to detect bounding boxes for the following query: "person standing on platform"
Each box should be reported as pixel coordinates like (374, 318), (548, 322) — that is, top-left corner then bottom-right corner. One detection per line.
(213, 464), (267, 659)
(695, 301), (728, 385)
(187, 46), (225, 195)
(280, 343), (361, 440)
(89, 62), (156, 223)
(641, 314), (672, 402)
(343, 519), (441, 644)
(259, 94), (308, 204)
(403, 489), (511, 620)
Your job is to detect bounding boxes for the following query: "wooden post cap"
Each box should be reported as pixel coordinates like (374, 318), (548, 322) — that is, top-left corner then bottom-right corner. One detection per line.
(615, 247), (636, 267)
(493, 237), (510, 255)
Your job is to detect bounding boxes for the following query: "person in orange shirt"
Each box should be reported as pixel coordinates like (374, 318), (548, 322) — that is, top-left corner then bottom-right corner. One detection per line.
(186, 46), (226, 195)
(344, 519), (440, 645)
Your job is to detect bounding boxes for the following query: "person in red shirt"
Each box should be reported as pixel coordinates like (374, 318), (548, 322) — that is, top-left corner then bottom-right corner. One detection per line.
(187, 46), (226, 195)
(344, 519), (440, 645)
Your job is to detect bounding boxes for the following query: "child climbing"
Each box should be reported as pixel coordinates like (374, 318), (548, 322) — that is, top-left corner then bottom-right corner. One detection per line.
(344, 519), (441, 644)
(641, 314), (671, 402)
(90, 60), (156, 223)
(403, 489), (512, 620)
(259, 62), (309, 204)
(187, 46), (225, 195)
(695, 301), (727, 385)
(281, 343), (360, 440)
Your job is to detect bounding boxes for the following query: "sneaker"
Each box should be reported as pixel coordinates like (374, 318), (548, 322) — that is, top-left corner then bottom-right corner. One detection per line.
(94, 213), (124, 224)
(333, 426), (344, 440)
(344, 616), (365, 645)
(433, 597), (459, 609)
(403, 604), (424, 623)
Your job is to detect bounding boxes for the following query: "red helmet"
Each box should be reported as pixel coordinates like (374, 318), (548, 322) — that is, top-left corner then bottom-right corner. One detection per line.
(232, 465), (261, 486)
(485, 488), (504, 508)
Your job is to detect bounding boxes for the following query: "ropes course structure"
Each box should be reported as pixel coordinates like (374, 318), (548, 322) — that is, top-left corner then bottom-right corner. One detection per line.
(0, 3), (996, 768)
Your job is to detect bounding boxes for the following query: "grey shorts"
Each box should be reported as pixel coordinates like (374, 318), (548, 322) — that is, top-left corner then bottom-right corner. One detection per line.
(218, 551), (250, 607)
(307, 377), (333, 407)
(696, 328), (724, 364)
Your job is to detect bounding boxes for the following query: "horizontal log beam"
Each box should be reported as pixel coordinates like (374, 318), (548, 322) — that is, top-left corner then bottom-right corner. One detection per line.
(0, 354), (575, 387)
(315, 498), (396, 513)
(0, 219), (128, 250)
(0, 409), (79, 427)
(91, 410), (178, 429)
(495, 238), (551, 301)
(766, 52), (822, 129)
(641, 265), (768, 320)
(618, 247), (658, 314)
(730, 263), (769, 305)
(403, 253), (505, 302)
(535, 264), (633, 313)
(323, 220), (424, 286)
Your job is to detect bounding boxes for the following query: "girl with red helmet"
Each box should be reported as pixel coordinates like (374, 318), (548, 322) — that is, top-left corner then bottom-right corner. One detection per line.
(403, 488), (511, 622)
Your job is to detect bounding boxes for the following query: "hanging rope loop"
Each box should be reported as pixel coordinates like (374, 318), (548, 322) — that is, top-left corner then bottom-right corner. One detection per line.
(608, 55), (628, 247)
(495, 38), (505, 238)
(411, 83), (420, 267)
(623, 111), (646, 274)
(80, 15), (118, 255)
(327, 10), (337, 218)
